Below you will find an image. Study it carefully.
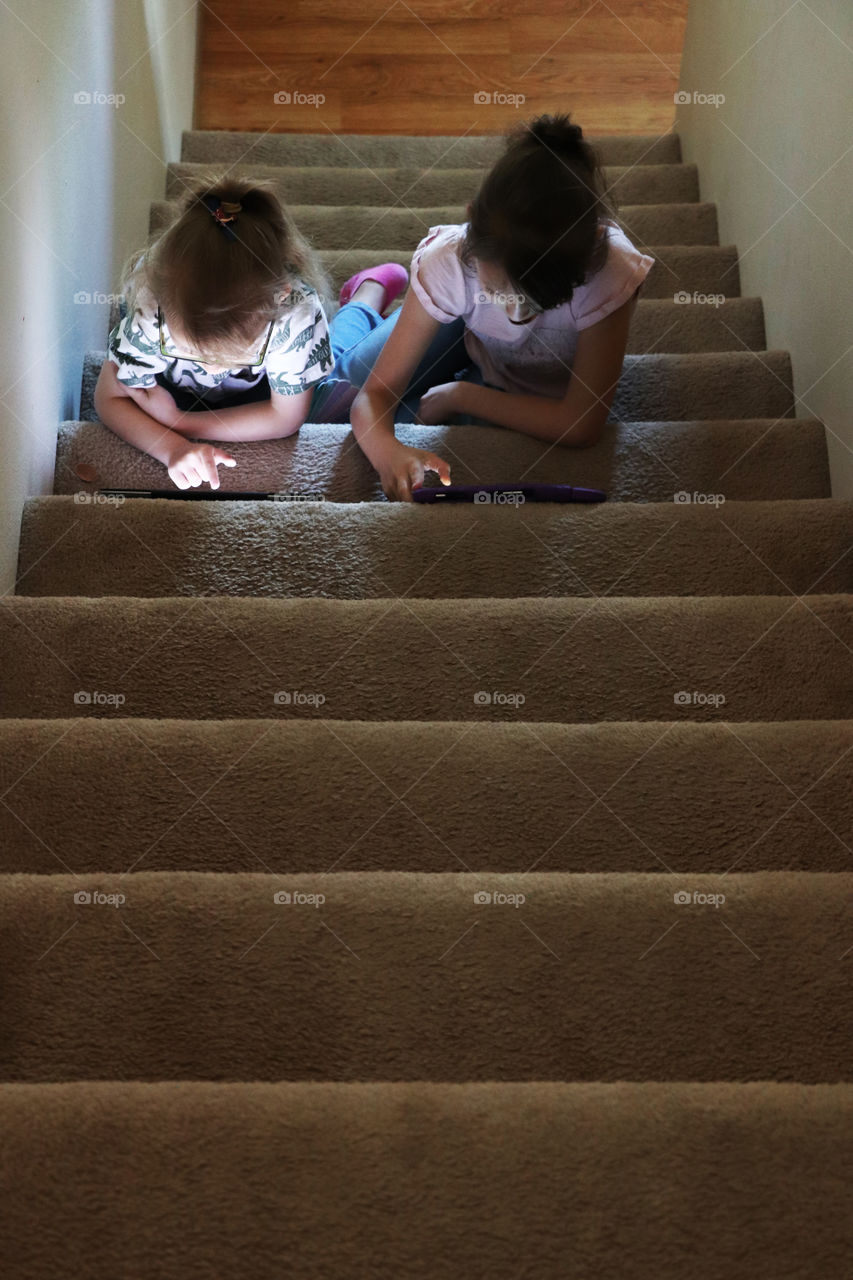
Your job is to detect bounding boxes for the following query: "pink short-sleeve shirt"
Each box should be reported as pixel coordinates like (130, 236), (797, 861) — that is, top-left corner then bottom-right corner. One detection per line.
(409, 220), (654, 399)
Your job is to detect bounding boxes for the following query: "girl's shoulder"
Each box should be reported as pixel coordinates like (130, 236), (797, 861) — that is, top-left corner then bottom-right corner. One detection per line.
(413, 223), (469, 268)
(569, 219), (655, 328)
(118, 266), (160, 344)
(281, 278), (322, 307)
(593, 219), (654, 273)
(267, 279), (329, 357)
(273, 278), (326, 327)
(410, 224), (474, 322)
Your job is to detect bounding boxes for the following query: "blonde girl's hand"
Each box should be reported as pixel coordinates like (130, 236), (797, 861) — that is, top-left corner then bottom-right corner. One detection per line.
(167, 441), (237, 490)
(375, 440), (451, 502)
(127, 383), (185, 430)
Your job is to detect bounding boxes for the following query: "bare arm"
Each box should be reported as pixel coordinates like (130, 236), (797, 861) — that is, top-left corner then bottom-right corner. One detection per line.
(451, 289), (640, 448)
(94, 360), (313, 488)
(350, 289), (454, 501)
(168, 386), (313, 442)
(93, 359), (188, 467)
(95, 360), (310, 443)
(94, 361), (239, 489)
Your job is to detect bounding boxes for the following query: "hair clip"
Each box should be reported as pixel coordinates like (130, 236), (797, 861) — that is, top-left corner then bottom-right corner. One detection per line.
(201, 194), (241, 242)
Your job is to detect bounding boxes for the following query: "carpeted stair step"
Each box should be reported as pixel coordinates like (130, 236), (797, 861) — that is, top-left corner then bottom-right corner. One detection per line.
(1, 871), (851, 1082)
(80, 349), (791, 426)
(314, 243), (740, 298)
(626, 296), (764, 352)
(181, 128), (684, 168)
(150, 199), (721, 247)
(55, 417), (830, 502)
(110, 273), (765, 353)
(167, 160), (701, 207)
(132, 234), (742, 300)
(2, 1080), (850, 1280)
(1, 594), (850, 722)
(1, 718), (850, 876)
(17, 497), (852, 600)
(279, 200), (722, 248)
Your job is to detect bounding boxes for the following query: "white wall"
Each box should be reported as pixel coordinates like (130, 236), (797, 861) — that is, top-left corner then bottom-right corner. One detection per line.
(0, 0), (198, 593)
(676, 0), (853, 497)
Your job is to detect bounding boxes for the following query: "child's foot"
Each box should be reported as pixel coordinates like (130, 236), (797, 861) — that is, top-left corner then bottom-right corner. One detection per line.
(340, 263), (409, 317)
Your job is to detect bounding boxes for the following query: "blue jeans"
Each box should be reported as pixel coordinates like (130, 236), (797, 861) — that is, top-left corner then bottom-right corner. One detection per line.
(306, 303), (471, 423)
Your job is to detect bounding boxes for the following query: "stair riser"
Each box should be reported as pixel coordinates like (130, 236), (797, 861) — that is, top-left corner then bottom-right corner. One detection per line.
(1, 721), (850, 874)
(1, 596), (850, 722)
(1, 873), (850, 1082)
(17, 499), (853, 600)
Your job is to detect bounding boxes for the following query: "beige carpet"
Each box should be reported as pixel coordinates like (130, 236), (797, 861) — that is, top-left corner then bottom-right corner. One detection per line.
(2, 870), (852, 1082)
(18, 496), (852, 597)
(3, 1082), (851, 1279)
(1, 719), (851, 876)
(4, 127), (852, 1278)
(56, 414), (827, 500)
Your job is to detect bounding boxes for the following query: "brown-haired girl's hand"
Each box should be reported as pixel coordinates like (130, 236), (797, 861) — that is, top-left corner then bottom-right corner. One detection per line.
(167, 440), (237, 490)
(414, 381), (462, 426)
(375, 439), (451, 503)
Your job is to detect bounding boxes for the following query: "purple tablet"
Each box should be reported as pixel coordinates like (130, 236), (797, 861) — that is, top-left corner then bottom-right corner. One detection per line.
(412, 482), (606, 504)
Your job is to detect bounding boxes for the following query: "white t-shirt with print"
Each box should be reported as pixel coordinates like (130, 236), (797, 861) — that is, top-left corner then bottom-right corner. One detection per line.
(107, 275), (333, 405)
(409, 220), (655, 400)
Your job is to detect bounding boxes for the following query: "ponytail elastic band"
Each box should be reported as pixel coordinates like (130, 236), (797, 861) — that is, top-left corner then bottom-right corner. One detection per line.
(201, 194), (242, 242)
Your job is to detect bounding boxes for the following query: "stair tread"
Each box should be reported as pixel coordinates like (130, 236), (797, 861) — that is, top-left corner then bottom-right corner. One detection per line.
(167, 160), (701, 206)
(311, 244), (742, 298)
(113, 291), (768, 353)
(78, 348), (796, 429)
(181, 129), (683, 167)
(1, 717), (850, 875)
(55, 416), (830, 502)
(150, 197), (722, 248)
